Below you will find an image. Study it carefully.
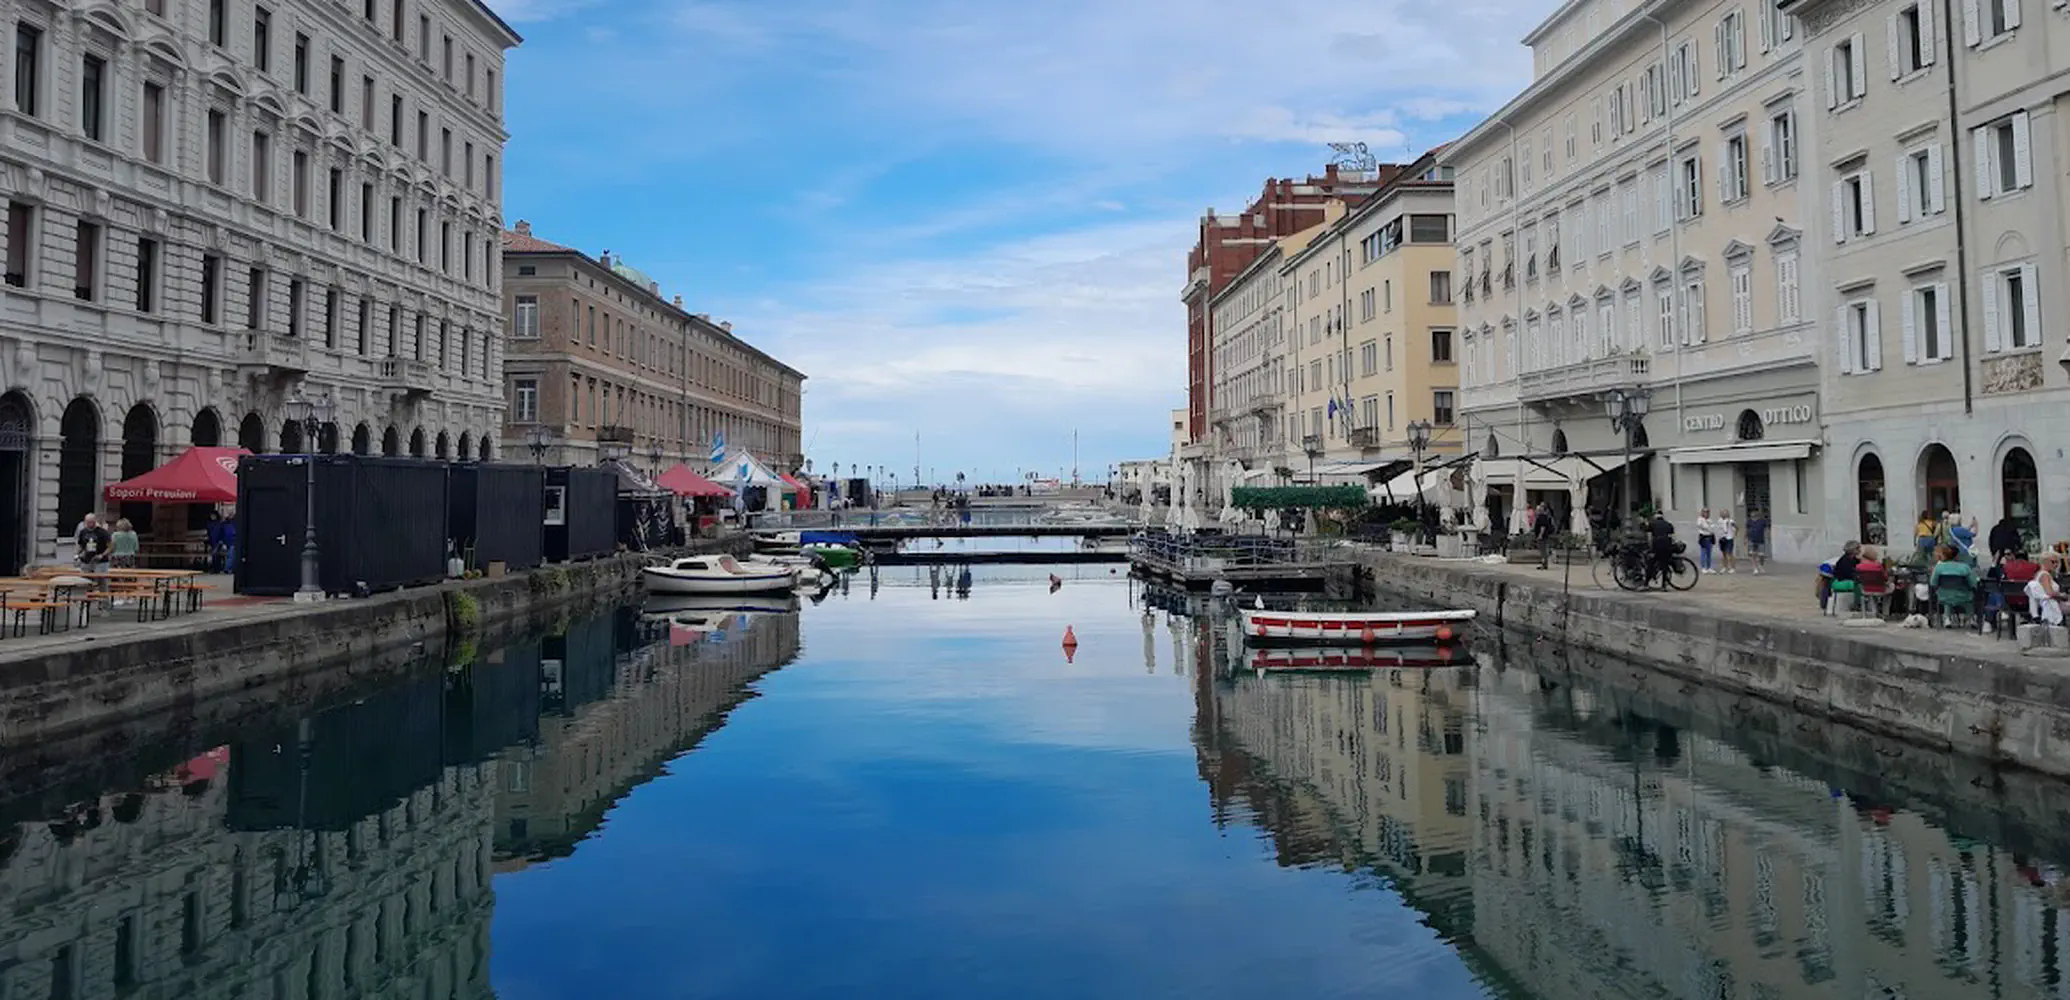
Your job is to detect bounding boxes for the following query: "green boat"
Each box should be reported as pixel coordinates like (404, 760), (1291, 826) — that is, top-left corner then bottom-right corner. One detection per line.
(804, 543), (862, 568)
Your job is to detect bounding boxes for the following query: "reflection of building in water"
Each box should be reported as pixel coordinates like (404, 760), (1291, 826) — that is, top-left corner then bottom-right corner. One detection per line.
(1200, 665), (1478, 940)
(0, 664), (509, 1000)
(495, 609), (801, 867)
(1471, 660), (2070, 1000)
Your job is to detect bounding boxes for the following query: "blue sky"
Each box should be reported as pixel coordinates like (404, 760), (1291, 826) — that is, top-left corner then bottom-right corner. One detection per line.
(493, 0), (1537, 482)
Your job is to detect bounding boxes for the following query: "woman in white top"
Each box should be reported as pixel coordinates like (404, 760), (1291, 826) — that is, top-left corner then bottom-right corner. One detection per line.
(1695, 508), (1717, 573)
(1717, 510), (1738, 573)
(2027, 554), (2066, 626)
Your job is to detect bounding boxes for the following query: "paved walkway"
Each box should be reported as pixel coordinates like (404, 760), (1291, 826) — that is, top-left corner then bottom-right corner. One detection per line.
(0, 574), (307, 664)
(1410, 549), (2050, 667)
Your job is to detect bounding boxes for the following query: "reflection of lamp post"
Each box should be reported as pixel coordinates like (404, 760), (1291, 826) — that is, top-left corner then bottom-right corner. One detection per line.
(1407, 419), (1433, 532)
(524, 425), (553, 465)
(283, 389), (335, 602)
(1606, 387), (1652, 523)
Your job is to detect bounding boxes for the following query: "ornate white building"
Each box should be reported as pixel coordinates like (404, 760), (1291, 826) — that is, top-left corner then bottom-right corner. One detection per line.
(0, 0), (519, 567)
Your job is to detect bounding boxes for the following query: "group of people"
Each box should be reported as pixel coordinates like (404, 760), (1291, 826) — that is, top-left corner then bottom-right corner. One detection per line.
(70, 513), (140, 571)
(1825, 508), (2068, 628)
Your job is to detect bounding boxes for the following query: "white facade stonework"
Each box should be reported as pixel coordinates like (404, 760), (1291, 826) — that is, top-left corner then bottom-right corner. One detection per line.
(0, 0), (519, 567)
(1445, 0), (1828, 559)
(1787, 0), (2070, 554)
(1207, 243), (1288, 474)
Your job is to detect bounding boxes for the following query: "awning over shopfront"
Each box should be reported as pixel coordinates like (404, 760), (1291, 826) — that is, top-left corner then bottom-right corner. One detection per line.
(1666, 441), (1817, 465)
(103, 446), (250, 504)
(1479, 452), (1638, 489)
(1299, 458), (1410, 483)
(1371, 453), (1479, 501)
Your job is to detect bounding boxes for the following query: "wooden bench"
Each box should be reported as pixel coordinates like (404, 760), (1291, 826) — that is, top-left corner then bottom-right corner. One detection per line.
(3, 598), (78, 635)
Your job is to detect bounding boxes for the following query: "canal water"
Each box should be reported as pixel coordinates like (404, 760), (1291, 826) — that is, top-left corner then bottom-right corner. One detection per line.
(5, 557), (2070, 999)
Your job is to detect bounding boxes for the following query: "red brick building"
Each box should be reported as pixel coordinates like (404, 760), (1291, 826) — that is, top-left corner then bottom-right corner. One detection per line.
(1182, 164), (1392, 442)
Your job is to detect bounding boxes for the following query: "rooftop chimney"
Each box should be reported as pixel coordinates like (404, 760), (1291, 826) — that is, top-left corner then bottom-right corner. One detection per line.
(514, 219), (532, 235)
(719, 321), (732, 332)
(673, 295), (683, 308)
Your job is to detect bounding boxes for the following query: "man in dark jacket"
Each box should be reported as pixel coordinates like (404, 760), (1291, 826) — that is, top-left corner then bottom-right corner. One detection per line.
(1990, 515), (2025, 561)
(1533, 502), (1556, 569)
(1648, 509), (1676, 585)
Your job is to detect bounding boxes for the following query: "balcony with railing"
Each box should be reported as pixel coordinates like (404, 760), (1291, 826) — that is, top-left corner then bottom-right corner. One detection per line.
(378, 357), (437, 396)
(598, 424), (637, 445)
(1517, 353), (1652, 404)
(237, 333), (309, 377)
(1348, 426), (1381, 450)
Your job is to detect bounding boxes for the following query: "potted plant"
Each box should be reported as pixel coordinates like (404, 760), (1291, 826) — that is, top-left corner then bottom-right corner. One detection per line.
(1389, 518), (1421, 552)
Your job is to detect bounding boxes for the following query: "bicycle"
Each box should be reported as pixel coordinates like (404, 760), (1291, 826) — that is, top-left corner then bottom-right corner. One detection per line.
(1593, 537), (1698, 591)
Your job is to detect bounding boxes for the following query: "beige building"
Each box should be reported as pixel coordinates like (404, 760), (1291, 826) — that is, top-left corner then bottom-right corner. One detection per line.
(1784, 0), (2064, 552)
(1446, 0), (1826, 557)
(1281, 153), (1465, 490)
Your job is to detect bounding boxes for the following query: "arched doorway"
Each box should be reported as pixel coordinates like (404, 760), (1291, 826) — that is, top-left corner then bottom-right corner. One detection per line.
(2003, 446), (2040, 548)
(1919, 444), (1961, 520)
(434, 430), (450, 460)
(381, 426), (400, 456)
(56, 397), (99, 535)
(351, 423), (371, 455)
(319, 421), (339, 455)
(477, 437), (492, 462)
(1550, 429), (1569, 455)
(409, 427), (426, 457)
(1858, 453), (1888, 545)
(238, 412), (266, 453)
(0, 392), (34, 574)
(119, 404), (158, 532)
(190, 408), (221, 447)
(1735, 410), (1764, 441)
(278, 419), (304, 455)
(457, 432), (473, 463)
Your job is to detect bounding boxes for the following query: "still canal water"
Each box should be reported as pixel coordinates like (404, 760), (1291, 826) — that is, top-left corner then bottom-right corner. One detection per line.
(4, 560), (2069, 999)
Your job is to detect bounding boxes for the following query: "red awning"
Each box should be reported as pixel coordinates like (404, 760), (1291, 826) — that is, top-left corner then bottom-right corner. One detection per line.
(104, 446), (250, 504)
(656, 463), (735, 498)
(779, 474), (812, 508)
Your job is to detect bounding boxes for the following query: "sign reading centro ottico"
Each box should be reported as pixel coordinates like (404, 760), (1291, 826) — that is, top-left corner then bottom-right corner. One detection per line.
(1682, 403), (1815, 433)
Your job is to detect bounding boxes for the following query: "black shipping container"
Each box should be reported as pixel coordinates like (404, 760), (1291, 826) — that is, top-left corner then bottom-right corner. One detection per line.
(226, 671), (445, 831)
(450, 463), (546, 571)
(544, 466), (618, 562)
(443, 641), (544, 765)
(844, 477), (872, 508)
(235, 455), (450, 596)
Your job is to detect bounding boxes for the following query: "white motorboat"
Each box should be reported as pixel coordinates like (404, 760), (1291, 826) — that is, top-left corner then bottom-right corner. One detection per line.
(642, 555), (798, 595)
(751, 530), (802, 554)
(1240, 608), (1475, 646)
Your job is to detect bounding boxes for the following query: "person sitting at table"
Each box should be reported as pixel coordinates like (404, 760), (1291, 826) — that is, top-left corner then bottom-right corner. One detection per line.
(2027, 553), (2066, 627)
(1931, 544), (1981, 628)
(1824, 541), (1864, 613)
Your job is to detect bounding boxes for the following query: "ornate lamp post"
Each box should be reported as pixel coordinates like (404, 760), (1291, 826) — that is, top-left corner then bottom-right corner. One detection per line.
(648, 442), (663, 473)
(524, 424), (554, 465)
(1407, 419), (1434, 532)
(1606, 386), (1652, 524)
(283, 389), (334, 602)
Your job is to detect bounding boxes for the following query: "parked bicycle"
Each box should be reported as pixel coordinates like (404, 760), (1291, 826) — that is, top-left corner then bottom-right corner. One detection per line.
(1592, 536), (1699, 592)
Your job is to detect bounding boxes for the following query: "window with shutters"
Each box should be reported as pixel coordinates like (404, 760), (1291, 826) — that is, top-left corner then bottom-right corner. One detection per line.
(1830, 34), (1867, 108)
(1716, 10), (1747, 78)
(1625, 288), (1644, 352)
(1977, 112), (2032, 198)
(1968, 0), (2019, 45)
(1892, 3), (1935, 77)
(1655, 280), (1676, 350)
(1681, 273), (1707, 345)
(1840, 298), (1881, 373)
(1598, 298), (1617, 355)
(1904, 281), (1952, 363)
(1775, 249), (1802, 322)
(1595, 192), (1612, 255)
(1671, 40), (1701, 103)
(1761, 5), (1796, 52)
(1653, 162), (1673, 233)
(1765, 107), (1798, 183)
(1590, 97), (1604, 147)
(1835, 167), (1875, 241)
(1520, 139), (1533, 189)
(1898, 144), (1945, 221)
(1983, 263), (2041, 351)
(1621, 180), (1638, 244)
(1572, 201), (1589, 261)
(1360, 339), (1378, 376)
(1572, 303), (1590, 361)
(1722, 132), (1750, 203)
(1565, 114), (1578, 161)
(1677, 150), (1703, 220)
(1729, 259), (1753, 335)
(1549, 310), (1567, 368)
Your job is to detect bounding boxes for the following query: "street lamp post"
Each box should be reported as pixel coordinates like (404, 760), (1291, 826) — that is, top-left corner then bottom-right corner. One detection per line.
(1606, 387), (1652, 525)
(1407, 419), (1434, 537)
(283, 389), (335, 603)
(524, 425), (553, 465)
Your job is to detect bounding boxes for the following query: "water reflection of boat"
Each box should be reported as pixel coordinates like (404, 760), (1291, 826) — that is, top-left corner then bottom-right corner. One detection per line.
(642, 593), (801, 616)
(1240, 608), (1475, 645)
(1246, 644), (1463, 671)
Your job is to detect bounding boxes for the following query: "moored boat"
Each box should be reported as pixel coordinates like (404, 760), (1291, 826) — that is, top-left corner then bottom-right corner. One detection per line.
(1240, 608), (1474, 645)
(1246, 644), (1463, 671)
(642, 555), (798, 595)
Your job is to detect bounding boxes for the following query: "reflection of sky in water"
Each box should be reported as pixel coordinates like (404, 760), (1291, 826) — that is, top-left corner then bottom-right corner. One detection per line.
(489, 578), (1491, 1000)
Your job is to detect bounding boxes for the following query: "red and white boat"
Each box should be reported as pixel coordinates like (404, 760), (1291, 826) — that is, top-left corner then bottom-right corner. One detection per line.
(1246, 645), (1464, 671)
(1240, 608), (1475, 645)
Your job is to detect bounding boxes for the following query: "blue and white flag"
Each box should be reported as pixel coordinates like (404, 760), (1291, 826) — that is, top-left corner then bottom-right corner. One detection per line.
(710, 431), (727, 465)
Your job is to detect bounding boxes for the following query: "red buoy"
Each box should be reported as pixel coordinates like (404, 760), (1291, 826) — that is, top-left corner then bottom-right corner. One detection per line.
(1062, 626), (1079, 648)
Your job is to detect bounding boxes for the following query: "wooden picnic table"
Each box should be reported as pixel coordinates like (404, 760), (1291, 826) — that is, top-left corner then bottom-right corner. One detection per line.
(77, 569), (208, 619)
(0, 577), (96, 634)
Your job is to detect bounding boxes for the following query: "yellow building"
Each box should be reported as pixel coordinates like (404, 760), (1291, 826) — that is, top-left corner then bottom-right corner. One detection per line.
(1282, 148), (1463, 488)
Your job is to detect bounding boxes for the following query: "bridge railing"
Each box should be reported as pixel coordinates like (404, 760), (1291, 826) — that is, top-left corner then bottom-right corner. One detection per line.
(1127, 531), (1351, 571)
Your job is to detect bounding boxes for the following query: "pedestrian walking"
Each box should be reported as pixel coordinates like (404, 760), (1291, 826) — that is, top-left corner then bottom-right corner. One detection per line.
(73, 514), (111, 572)
(1718, 510), (1737, 573)
(110, 518), (140, 569)
(1745, 508), (1771, 575)
(1533, 501), (1556, 569)
(1695, 507), (1717, 573)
